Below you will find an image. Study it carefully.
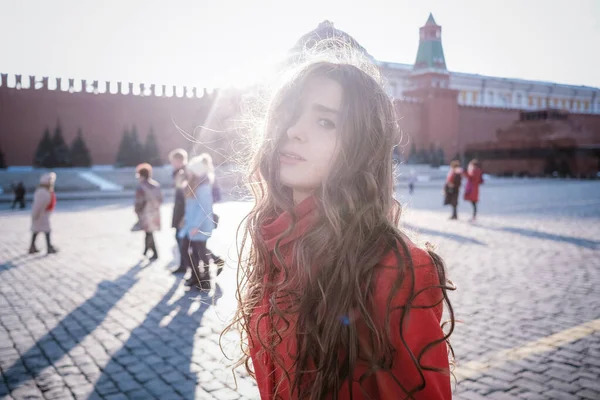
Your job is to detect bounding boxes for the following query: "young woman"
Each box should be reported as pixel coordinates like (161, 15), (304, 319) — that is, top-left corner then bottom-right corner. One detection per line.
(134, 163), (163, 261)
(226, 60), (455, 399)
(178, 153), (224, 289)
(463, 159), (484, 221)
(444, 160), (462, 220)
(29, 173), (58, 254)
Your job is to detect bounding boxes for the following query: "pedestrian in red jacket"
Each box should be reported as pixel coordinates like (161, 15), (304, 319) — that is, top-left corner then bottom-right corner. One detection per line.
(463, 159), (484, 221)
(224, 58), (456, 399)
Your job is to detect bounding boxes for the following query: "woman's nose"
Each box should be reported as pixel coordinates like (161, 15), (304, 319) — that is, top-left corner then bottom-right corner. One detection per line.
(286, 117), (307, 142)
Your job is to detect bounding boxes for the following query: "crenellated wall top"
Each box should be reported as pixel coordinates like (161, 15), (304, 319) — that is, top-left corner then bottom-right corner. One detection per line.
(0, 73), (216, 99)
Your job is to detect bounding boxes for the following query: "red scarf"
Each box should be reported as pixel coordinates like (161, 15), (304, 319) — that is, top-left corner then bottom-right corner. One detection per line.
(46, 192), (56, 212)
(251, 195), (318, 400)
(260, 195), (318, 252)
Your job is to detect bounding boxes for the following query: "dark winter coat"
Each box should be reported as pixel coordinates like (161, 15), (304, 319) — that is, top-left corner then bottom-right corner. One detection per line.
(443, 170), (462, 207)
(14, 183), (25, 200)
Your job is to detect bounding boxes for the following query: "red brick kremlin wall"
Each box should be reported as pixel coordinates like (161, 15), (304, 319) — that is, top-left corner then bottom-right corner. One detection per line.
(2, 74), (599, 168)
(0, 74), (227, 166)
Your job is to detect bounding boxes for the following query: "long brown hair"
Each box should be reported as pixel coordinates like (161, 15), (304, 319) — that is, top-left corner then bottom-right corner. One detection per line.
(224, 58), (455, 399)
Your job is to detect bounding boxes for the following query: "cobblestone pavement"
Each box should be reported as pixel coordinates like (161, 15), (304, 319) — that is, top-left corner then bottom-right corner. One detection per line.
(1, 180), (599, 400)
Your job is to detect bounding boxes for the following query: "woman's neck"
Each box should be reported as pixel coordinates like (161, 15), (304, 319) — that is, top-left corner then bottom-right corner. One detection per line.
(293, 189), (312, 205)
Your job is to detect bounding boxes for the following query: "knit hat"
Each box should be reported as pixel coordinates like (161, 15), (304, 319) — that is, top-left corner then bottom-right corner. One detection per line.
(187, 154), (213, 178)
(40, 172), (57, 185)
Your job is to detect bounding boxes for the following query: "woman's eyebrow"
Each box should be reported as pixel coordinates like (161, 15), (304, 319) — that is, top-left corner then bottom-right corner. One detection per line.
(311, 103), (340, 115)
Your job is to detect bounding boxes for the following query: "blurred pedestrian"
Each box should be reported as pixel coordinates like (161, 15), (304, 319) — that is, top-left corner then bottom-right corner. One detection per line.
(12, 181), (26, 209)
(463, 159), (484, 221)
(408, 171), (417, 194)
(178, 153), (223, 290)
(169, 148), (188, 273)
(134, 163), (162, 261)
(29, 173), (58, 254)
(444, 160), (462, 220)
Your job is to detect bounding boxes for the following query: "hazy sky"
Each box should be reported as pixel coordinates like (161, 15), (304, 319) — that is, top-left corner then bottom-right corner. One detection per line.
(1, 0), (599, 90)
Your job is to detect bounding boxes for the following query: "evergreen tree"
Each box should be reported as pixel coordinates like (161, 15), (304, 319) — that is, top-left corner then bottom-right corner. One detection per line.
(130, 125), (144, 166)
(70, 128), (92, 167)
(33, 128), (54, 168)
(429, 144), (439, 167)
(437, 146), (445, 166)
(115, 129), (132, 167)
(52, 121), (71, 167)
(144, 127), (162, 166)
(0, 146), (6, 169)
(408, 142), (417, 164)
(417, 148), (429, 164)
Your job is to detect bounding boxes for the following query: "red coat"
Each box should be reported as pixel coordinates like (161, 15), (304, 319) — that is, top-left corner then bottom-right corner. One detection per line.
(463, 167), (484, 202)
(249, 197), (451, 399)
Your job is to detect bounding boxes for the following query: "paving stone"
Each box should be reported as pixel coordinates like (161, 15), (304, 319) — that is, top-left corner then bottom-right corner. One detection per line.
(124, 388), (155, 400)
(576, 388), (600, 400)
(512, 378), (547, 394)
(576, 378), (600, 392)
(541, 389), (579, 400)
(104, 394), (128, 400)
(143, 380), (173, 397)
(209, 387), (241, 400)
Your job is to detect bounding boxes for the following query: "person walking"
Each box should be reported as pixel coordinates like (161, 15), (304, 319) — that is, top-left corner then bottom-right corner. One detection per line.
(178, 154), (224, 290)
(169, 148), (188, 273)
(463, 159), (484, 221)
(12, 181), (26, 209)
(134, 163), (163, 261)
(444, 160), (462, 220)
(29, 173), (58, 254)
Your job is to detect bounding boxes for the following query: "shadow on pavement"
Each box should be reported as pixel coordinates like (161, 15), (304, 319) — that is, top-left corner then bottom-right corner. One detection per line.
(87, 280), (222, 399)
(404, 222), (487, 246)
(1, 261), (145, 391)
(475, 224), (599, 250)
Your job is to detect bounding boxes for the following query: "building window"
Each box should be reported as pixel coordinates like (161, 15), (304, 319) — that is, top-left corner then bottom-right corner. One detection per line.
(487, 91), (494, 105)
(576, 100), (581, 111)
(516, 93), (522, 106)
(460, 91), (466, 103)
(584, 101), (590, 111)
(473, 92), (478, 104)
(528, 96), (534, 107)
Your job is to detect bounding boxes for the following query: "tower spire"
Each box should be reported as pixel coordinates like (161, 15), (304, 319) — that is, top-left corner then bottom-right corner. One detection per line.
(426, 12), (437, 25)
(413, 13), (447, 71)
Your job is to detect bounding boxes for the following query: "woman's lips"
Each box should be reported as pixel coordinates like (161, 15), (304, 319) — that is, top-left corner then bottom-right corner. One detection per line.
(279, 151), (306, 164)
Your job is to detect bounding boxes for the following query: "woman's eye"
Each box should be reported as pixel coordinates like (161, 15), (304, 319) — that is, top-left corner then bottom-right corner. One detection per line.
(318, 119), (335, 129)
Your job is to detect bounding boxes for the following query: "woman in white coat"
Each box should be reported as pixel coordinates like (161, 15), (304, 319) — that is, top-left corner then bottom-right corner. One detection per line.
(29, 172), (58, 254)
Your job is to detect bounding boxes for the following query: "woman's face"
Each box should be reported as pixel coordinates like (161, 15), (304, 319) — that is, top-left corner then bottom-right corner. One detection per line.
(278, 77), (342, 202)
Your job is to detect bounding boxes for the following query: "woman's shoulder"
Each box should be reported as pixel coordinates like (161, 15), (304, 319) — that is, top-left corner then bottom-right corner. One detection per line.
(373, 235), (443, 307)
(378, 235), (436, 271)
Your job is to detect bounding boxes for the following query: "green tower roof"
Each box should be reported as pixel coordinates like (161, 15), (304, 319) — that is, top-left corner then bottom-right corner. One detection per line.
(413, 14), (447, 71)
